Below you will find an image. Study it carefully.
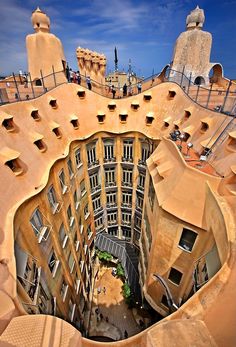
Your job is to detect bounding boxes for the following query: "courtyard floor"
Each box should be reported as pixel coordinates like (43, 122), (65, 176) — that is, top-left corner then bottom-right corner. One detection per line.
(88, 265), (143, 341)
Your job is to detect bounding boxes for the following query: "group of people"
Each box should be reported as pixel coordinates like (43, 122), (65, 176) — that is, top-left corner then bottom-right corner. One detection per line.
(107, 80), (142, 99)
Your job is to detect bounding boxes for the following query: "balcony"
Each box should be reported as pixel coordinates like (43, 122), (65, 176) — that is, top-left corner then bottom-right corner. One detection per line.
(104, 157), (116, 163)
(122, 221), (131, 226)
(91, 184), (101, 194)
(138, 159), (147, 167)
(121, 181), (132, 188)
(122, 157), (133, 163)
(136, 184), (144, 193)
(88, 159), (99, 169)
(61, 183), (71, 194)
(51, 201), (63, 214)
(38, 225), (52, 243)
(121, 203), (132, 209)
(105, 182), (116, 188)
(93, 206), (103, 215)
(106, 203), (117, 209)
(107, 220), (118, 226)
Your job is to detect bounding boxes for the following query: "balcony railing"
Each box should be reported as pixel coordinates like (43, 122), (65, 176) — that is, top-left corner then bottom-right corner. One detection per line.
(1, 66), (235, 118)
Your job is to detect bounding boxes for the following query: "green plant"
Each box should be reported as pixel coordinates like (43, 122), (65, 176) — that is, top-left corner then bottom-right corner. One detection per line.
(97, 250), (113, 262)
(116, 263), (125, 278)
(122, 282), (131, 299)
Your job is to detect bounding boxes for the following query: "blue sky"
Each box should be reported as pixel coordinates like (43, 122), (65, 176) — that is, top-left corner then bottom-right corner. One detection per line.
(0, 0), (236, 78)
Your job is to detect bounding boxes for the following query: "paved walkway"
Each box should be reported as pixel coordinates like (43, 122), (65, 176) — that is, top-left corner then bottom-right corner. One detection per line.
(89, 266), (142, 341)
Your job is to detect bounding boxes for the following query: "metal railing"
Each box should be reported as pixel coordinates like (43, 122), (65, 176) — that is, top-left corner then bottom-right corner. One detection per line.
(1, 66), (236, 119)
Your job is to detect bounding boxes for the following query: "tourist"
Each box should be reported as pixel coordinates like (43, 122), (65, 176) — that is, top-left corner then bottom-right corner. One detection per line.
(123, 83), (127, 97)
(97, 286), (101, 294)
(72, 71), (77, 83)
(95, 308), (100, 315)
(76, 71), (81, 85)
(124, 330), (128, 339)
(69, 68), (74, 83)
(100, 313), (103, 320)
(105, 316), (109, 322)
(86, 76), (92, 90)
(103, 286), (106, 294)
(65, 63), (70, 82)
(137, 81), (142, 93)
(128, 85), (133, 96)
(111, 85), (116, 99)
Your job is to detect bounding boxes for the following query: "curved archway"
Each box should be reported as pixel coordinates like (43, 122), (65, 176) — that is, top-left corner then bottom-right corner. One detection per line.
(194, 76), (205, 85)
(209, 64), (223, 84)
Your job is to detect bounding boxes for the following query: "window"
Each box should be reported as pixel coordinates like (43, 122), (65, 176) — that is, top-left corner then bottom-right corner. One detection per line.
(121, 227), (131, 240)
(73, 190), (80, 209)
(168, 267), (183, 285)
(2, 117), (15, 131)
(84, 204), (89, 219)
(60, 278), (68, 301)
(103, 139), (115, 162)
(139, 142), (150, 165)
(87, 142), (97, 167)
(89, 171), (100, 191)
(67, 205), (75, 228)
(52, 127), (61, 138)
(134, 229), (141, 241)
(30, 208), (50, 242)
(34, 139), (46, 152)
(136, 194), (143, 210)
(59, 223), (68, 248)
(75, 148), (82, 168)
(122, 139), (133, 162)
(105, 167), (116, 186)
(107, 211), (117, 225)
(161, 294), (168, 308)
(68, 299), (76, 322)
(59, 169), (69, 194)
(122, 167), (133, 186)
(138, 171), (146, 189)
(67, 158), (74, 179)
(68, 252), (75, 273)
(74, 232), (80, 251)
(47, 185), (60, 214)
(122, 191), (132, 207)
(106, 191), (116, 206)
(107, 227), (118, 236)
(87, 225), (93, 239)
(122, 211), (132, 225)
(80, 179), (86, 196)
(92, 195), (101, 212)
(95, 215), (104, 230)
(148, 177), (155, 210)
(48, 249), (60, 277)
(134, 214), (142, 230)
(31, 110), (40, 120)
(179, 228), (197, 252)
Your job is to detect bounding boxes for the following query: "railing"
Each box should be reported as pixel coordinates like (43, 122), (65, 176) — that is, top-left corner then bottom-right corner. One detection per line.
(1, 66), (236, 118)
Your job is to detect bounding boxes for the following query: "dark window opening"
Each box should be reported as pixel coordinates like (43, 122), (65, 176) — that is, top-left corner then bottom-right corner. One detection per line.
(168, 91), (176, 98)
(184, 111), (191, 119)
(77, 90), (85, 98)
(49, 99), (57, 109)
(161, 295), (168, 307)
(52, 127), (62, 138)
(71, 119), (79, 129)
(174, 125), (179, 130)
(144, 94), (152, 101)
(5, 159), (22, 174)
(131, 104), (139, 110)
(108, 104), (116, 111)
(146, 116), (154, 125)
(31, 110), (40, 121)
(2, 118), (15, 131)
(179, 228), (197, 252)
(164, 122), (169, 128)
(34, 139), (46, 152)
(201, 122), (209, 132)
(97, 115), (105, 123)
(120, 114), (128, 122)
(183, 133), (190, 141)
(168, 267), (183, 285)
(35, 79), (42, 86)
